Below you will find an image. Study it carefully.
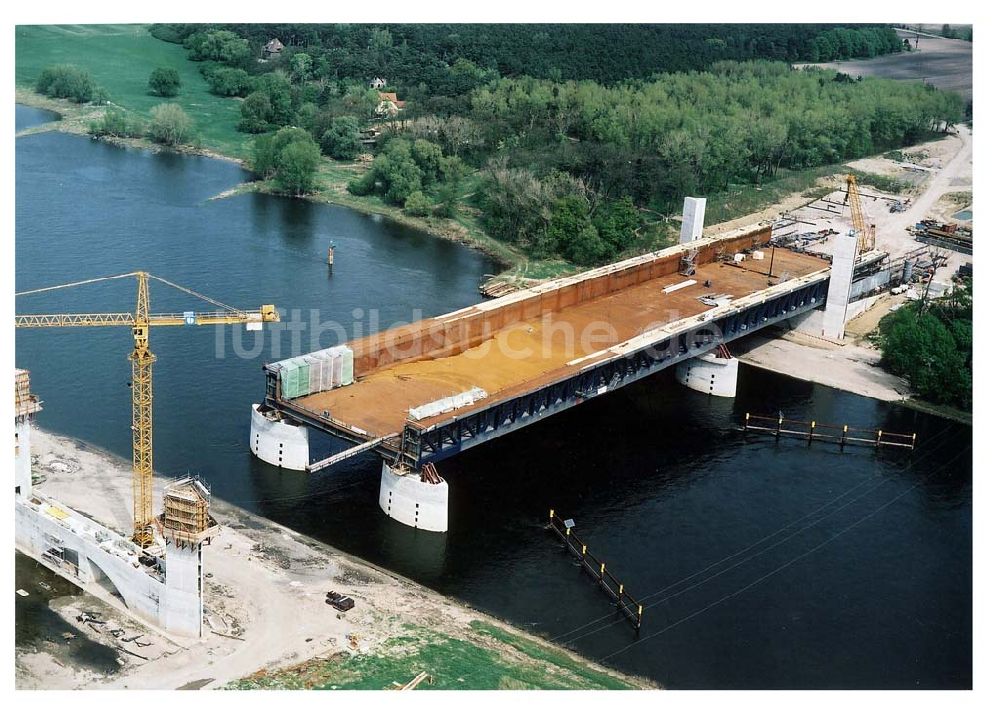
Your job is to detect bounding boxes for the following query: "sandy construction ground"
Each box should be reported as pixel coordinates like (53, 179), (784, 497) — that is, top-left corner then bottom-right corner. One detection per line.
(17, 429), (646, 690)
(856, 126), (971, 281)
(734, 325), (909, 403)
(777, 125), (972, 284)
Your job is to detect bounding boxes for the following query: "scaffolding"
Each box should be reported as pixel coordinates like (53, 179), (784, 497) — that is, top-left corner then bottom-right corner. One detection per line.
(158, 476), (219, 548)
(15, 369), (42, 419)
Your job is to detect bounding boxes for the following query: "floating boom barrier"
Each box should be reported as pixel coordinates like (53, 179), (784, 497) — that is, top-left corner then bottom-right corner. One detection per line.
(547, 510), (643, 631)
(741, 413), (916, 449)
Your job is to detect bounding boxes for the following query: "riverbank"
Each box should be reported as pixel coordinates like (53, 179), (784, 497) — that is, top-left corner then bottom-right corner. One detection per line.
(16, 87), (531, 272)
(734, 321), (971, 426)
(734, 327), (910, 404)
(14, 89), (243, 165)
(12, 84), (843, 287)
(16, 428), (650, 690)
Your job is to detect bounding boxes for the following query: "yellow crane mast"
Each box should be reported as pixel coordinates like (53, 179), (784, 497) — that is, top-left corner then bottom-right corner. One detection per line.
(845, 174), (876, 255)
(15, 271), (279, 547)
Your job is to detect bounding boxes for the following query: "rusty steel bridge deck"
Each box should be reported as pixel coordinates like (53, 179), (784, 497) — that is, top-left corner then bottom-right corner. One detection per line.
(263, 224), (832, 467)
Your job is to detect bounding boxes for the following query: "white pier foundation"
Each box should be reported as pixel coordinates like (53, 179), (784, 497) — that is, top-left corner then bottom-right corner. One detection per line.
(250, 403), (310, 470)
(675, 352), (740, 397)
(378, 463), (449, 532)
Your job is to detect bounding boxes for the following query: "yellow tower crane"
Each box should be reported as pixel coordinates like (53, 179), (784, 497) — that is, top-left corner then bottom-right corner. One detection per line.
(15, 271), (279, 547)
(845, 174), (876, 255)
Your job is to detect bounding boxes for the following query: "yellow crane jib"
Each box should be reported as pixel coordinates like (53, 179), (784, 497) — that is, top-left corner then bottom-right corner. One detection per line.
(845, 174), (876, 255)
(15, 271), (280, 547)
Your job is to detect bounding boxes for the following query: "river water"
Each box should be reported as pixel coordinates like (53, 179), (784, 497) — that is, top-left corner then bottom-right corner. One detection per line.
(14, 105), (972, 689)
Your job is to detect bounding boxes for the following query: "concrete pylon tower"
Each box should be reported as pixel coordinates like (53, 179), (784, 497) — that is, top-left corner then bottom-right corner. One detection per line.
(157, 477), (219, 637)
(15, 370), (42, 501)
(820, 231), (858, 341)
(788, 231), (858, 341)
(680, 197), (707, 244)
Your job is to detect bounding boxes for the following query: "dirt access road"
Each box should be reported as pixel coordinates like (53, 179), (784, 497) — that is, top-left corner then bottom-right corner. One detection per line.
(871, 125), (972, 276)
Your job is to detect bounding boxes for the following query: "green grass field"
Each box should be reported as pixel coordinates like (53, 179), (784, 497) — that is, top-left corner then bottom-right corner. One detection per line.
(227, 621), (638, 690)
(15, 24), (252, 158)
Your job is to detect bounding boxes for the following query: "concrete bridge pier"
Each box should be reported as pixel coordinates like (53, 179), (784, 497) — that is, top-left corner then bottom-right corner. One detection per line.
(250, 403), (310, 471)
(379, 462), (449, 532)
(675, 351), (740, 397)
(788, 232), (857, 341)
(162, 541), (205, 636)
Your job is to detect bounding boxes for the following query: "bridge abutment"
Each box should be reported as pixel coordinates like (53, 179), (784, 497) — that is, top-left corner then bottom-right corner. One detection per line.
(379, 463), (449, 532)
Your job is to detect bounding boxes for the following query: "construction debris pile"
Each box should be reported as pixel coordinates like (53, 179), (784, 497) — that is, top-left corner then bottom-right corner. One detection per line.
(479, 276), (522, 298)
(910, 219), (972, 255)
(769, 228), (838, 253)
(74, 608), (158, 663)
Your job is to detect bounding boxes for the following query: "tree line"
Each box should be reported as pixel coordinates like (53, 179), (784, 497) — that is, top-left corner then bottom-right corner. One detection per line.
(154, 23), (904, 94)
(141, 25), (963, 267)
(34, 64), (197, 148)
(463, 63), (962, 261)
(880, 279), (972, 410)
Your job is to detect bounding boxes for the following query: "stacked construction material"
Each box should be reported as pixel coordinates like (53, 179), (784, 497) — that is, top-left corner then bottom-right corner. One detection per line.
(408, 386), (487, 421)
(272, 345), (354, 400)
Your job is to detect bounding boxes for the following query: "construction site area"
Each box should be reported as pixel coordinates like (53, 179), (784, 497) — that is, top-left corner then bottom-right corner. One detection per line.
(16, 427), (646, 690)
(15, 107), (973, 691)
(735, 125), (973, 405)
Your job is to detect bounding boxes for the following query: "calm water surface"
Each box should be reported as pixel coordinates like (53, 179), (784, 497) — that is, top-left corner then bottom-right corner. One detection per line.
(15, 119), (971, 688)
(15, 104), (59, 132)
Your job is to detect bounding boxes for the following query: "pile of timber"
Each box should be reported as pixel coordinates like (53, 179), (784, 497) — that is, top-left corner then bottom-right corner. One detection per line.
(478, 276), (521, 298)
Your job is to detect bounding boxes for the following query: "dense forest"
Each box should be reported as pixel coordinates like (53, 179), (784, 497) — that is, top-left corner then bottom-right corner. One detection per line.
(153, 23), (904, 95)
(146, 23), (961, 266)
(461, 64), (962, 262)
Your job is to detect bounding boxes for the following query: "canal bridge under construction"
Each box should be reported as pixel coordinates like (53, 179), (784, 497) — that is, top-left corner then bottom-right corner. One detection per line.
(252, 223), (835, 531)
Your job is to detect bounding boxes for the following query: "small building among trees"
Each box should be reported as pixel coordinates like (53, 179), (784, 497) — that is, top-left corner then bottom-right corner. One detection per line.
(369, 77), (387, 89)
(261, 38), (284, 61)
(375, 91), (406, 117)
